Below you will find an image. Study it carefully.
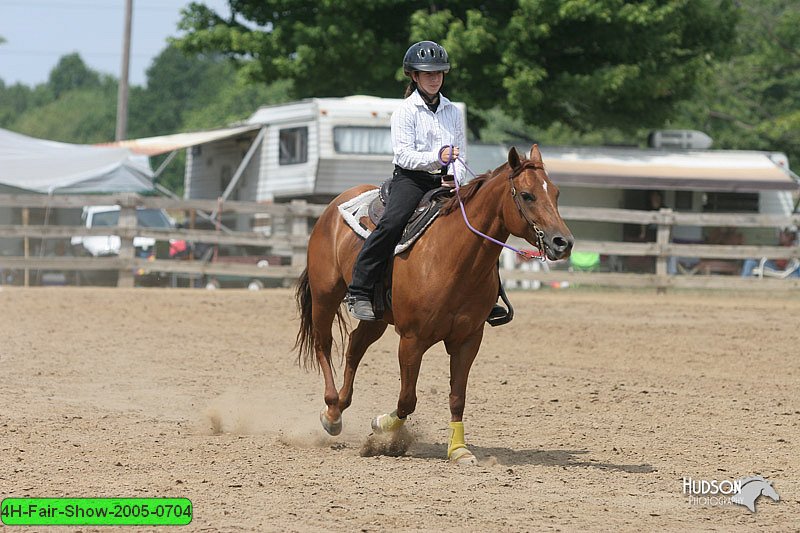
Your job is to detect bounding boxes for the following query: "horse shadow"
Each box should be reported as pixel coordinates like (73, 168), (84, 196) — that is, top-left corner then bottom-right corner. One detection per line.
(406, 441), (655, 473)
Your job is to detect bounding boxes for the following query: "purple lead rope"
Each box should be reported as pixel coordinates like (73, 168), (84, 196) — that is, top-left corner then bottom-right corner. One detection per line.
(439, 146), (543, 261)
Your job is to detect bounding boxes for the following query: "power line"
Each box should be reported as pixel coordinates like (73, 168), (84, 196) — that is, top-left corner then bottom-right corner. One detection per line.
(1, 1), (185, 11)
(0, 49), (158, 58)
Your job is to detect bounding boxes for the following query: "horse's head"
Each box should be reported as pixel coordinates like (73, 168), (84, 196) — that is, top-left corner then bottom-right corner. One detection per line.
(500, 144), (574, 260)
(762, 483), (780, 502)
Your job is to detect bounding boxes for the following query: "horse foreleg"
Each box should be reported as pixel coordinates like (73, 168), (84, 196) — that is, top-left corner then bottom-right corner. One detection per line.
(396, 335), (431, 419)
(444, 330), (483, 464)
(338, 320), (387, 413)
(369, 335), (428, 431)
(357, 333), (425, 458)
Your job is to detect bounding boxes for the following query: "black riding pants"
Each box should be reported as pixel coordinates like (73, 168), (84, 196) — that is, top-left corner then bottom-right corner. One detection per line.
(349, 169), (442, 300)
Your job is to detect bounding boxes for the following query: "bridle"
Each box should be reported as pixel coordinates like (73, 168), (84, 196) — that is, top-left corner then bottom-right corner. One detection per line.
(507, 161), (548, 260)
(440, 148), (547, 261)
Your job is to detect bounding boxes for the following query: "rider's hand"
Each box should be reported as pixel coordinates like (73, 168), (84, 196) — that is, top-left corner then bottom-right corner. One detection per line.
(438, 146), (460, 164)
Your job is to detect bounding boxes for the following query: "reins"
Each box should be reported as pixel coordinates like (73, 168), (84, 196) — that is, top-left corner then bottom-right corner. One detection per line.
(439, 147), (545, 261)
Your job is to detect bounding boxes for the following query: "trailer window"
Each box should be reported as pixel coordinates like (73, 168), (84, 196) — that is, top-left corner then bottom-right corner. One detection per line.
(279, 127), (308, 165)
(703, 192), (759, 213)
(334, 126), (392, 155)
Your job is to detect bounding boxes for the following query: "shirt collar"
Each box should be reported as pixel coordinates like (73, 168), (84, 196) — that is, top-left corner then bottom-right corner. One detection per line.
(411, 89), (451, 111)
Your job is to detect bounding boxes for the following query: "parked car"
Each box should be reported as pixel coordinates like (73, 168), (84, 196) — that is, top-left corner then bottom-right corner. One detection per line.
(70, 205), (179, 286)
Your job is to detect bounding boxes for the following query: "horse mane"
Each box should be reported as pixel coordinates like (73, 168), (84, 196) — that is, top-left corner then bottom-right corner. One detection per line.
(440, 165), (507, 216)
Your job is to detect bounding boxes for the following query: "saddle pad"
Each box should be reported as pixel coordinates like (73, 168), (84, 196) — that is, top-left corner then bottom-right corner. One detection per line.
(337, 188), (445, 255)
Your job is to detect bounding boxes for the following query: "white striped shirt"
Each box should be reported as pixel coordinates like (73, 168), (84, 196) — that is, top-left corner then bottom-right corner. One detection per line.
(391, 90), (467, 183)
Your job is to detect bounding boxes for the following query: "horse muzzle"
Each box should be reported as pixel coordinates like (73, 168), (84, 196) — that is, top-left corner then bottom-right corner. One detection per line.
(544, 233), (574, 261)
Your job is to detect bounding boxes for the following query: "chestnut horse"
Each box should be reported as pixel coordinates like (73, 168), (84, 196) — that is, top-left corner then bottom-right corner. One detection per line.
(295, 144), (573, 464)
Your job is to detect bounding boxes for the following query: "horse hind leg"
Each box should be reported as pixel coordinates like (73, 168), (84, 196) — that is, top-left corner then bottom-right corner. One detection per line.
(302, 196), (365, 436)
(314, 319), (342, 435)
(311, 288), (349, 436)
(338, 320), (387, 414)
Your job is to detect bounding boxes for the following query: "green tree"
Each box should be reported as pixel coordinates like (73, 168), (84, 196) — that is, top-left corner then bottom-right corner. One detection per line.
(670, 0), (799, 167)
(1, 53), (104, 129)
(0, 81), (34, 126)
(182, 75), (292, 130)
(128, 44), (261, 138)
(474, 106), (633, 147)
(175, 0), (738, 135)
(6, 54), (115, 142)
(11, 82), (117, 143)
(48, 53), (102, 98)
(128, 45), (216, 137)
(126, 45), (293, 193)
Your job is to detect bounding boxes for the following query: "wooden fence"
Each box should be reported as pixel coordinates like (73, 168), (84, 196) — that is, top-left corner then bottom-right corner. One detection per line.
(529, 206), (800, 290)
(0, 193), (798, 290)
(0, 193), (320, 288)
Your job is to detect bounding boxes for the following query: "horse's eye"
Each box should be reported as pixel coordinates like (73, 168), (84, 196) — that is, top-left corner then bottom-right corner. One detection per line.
(520, 192), (535, 202)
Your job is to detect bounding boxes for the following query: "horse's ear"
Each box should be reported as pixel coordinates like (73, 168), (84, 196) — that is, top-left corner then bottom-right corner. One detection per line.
(508, 147), (522, 170)
(530, 144), (543, 163)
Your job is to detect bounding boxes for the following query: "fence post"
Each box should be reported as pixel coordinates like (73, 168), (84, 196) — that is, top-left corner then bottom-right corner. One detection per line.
(22, 207), (30, 287)
(116, 195), (137, 288)
(290, 199), (308, 278)
(656, 207), (673, 290)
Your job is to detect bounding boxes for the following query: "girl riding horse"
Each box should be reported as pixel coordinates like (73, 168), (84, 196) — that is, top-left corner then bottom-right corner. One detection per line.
(296, 132), (573, 463)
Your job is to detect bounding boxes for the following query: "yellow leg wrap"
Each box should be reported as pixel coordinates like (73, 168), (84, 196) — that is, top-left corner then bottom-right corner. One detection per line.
(448, 422), (476, 464)
(447, 421), (467, 458)
(371, 410), (405, 433)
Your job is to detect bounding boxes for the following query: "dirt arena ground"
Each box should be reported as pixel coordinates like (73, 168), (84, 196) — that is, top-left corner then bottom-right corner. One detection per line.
(0, 286), (798, 531)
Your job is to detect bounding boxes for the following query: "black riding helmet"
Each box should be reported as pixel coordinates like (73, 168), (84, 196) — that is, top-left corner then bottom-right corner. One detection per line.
(403, 41), (450, 75)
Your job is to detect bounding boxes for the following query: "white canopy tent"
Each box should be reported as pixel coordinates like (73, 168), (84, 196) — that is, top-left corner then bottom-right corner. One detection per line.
(102, 124), (261, 156)
(0, 128), (154, 194)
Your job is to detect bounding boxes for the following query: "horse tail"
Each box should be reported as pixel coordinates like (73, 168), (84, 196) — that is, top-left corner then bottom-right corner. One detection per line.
(294, 267), (315, 368)
(293, 267), (350, 371)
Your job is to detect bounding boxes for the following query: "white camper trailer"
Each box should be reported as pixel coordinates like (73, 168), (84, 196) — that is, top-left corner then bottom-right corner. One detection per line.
(469, 142), (799, 270)
(184, 95), (467, 206)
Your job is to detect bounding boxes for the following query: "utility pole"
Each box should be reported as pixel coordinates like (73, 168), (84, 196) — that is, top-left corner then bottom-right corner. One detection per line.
(116, 0), (133, 141)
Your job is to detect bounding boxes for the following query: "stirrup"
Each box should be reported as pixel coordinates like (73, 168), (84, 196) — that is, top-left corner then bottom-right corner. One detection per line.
(487, 304), (512, 327)
(486, 281), (514, 327)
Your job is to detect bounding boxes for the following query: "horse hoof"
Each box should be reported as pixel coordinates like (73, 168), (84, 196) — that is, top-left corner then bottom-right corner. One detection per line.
(320, 408), (342, 436)
(371, 410), (404, 433)
(449, 447), (477, 465)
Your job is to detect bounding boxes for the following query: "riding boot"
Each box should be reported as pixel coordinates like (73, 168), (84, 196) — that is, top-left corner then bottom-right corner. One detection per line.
(347, 295), (378, 321)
